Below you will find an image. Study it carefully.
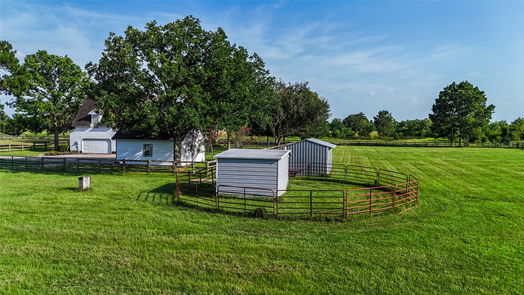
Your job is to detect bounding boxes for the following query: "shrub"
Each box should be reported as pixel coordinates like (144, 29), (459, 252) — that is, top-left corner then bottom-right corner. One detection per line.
(58, 144), (69, 152)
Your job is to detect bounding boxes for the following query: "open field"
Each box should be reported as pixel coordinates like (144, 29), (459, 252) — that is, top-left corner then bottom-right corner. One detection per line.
(0, 146), (523, 294)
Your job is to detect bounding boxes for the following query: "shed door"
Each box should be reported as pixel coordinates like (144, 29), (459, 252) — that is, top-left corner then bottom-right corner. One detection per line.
(82, 139), (111, 154)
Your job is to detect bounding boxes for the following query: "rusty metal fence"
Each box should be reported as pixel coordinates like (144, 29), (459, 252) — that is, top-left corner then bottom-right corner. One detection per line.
(176, 162), (419, 220)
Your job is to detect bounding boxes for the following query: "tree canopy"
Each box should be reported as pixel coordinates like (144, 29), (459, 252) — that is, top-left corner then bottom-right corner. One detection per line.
(373, 110), (396, 137)
(87, 16), (272, 156)
(342, 112), (374, 136)
(6, 50), (89, 149)
(429, 81), (494, 145)
(263, 81), (330, 145)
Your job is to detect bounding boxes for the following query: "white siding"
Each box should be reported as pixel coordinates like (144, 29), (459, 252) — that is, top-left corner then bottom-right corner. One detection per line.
(116, 139), (174, 161)
(277, 154), (289, 194)
(217, 158), (280, 197)
(70, 126), (116, 153)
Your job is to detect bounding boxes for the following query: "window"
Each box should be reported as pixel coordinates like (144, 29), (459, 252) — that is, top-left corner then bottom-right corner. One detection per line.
(91, 114), (99, 127)
(143, 144), (153, 157)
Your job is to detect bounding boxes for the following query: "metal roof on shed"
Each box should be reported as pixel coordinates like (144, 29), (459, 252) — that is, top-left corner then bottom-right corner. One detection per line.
(214, 149), (291, 160)
(288, 138), (337, 149)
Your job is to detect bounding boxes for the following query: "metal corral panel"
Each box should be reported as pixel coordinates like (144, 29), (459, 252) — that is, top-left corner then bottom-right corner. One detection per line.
(215, 149), (290, 197)
(285, 138), (336, 176)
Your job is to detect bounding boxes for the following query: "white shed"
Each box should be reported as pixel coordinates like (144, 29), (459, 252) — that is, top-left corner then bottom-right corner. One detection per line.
(113, 130), (205, 164)
(285, 138), (337, 176)
(214, 149), (291, 197)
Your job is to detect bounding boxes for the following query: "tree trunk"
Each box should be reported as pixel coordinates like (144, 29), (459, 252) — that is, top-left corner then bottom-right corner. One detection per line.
(54, 132), (59, 151)
(275, 135), (282, 146)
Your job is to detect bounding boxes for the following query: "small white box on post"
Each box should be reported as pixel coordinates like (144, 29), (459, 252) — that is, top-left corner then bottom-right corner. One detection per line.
(78, 176), (91, 191)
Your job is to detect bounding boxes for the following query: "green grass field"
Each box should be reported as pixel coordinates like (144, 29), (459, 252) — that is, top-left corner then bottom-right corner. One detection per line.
(1, 146), (523, 294)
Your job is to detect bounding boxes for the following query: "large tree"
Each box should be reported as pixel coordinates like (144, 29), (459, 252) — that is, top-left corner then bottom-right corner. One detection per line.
(429, 81), (494, 145)
(264, 81), (330, 145)
(7, 50), (89, 149)
(510, 117), (524, 141)
(373, 110), (396, 137)
(88, 16), (271, 156)
(342, 112), (374, 136)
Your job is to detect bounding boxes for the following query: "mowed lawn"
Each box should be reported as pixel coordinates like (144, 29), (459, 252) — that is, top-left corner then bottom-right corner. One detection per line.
(0, 147), (523, 294)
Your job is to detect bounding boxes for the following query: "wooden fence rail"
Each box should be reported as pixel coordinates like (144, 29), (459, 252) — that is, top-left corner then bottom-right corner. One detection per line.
(0, 156), (216, 175)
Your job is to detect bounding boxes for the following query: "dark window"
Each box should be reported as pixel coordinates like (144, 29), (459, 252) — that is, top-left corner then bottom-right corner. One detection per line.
(143, 144), (153, 157)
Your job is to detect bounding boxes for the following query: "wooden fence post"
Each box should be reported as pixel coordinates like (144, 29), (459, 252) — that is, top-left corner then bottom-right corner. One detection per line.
(392, 185), (397, 209)
(368, 188), (372, 216)
(309, 190), (313, 218)
(243, 187), (247, 215)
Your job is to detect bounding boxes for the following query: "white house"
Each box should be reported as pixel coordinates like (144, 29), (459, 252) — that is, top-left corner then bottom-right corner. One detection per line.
(70, 99), (116, 153)
(113, 130), (206, 164)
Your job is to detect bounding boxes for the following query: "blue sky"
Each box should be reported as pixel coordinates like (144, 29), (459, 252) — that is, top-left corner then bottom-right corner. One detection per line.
(1, 0), (523, 121)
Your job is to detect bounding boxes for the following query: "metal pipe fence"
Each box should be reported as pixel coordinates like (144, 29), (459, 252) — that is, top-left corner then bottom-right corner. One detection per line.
(177, 162), (419, 220)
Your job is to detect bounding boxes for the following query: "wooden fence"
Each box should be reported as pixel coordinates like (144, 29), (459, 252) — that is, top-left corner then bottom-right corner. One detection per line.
(175, 162), (419, 220)
(0, 141), (69, 152)
(0, 155), (216, 175)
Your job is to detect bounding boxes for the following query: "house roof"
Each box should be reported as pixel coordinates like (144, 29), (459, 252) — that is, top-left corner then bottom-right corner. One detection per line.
(112, 131), (173, 140)
(214, 149), (291, 160)
(287, 138), (337, 149)
(72, 99), (98, 127)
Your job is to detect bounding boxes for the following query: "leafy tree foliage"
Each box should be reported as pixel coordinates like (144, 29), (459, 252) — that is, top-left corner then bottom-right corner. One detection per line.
(329, 118), (355, 138)
(373, 110), (396, 137)
(396, 119), (432, 138)
(342, 112), (374, 136)
(0, 41), (26, 95)
(0, 104), (8, 132)
(6, 50), (89, 149)
(1, 113), (47, 136)
(429, 81), (494, 145)
(88, 16), (271, 155)
(509, 118), (524, 141)
(264, 81), (330, 145)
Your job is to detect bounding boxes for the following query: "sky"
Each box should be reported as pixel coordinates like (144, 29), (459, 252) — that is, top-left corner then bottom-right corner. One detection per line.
(1, 0), (523, 121)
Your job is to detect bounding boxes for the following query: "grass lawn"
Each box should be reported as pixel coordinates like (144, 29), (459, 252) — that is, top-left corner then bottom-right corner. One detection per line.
(0, 150), (47, 157)
(0, 146), (523, 294)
